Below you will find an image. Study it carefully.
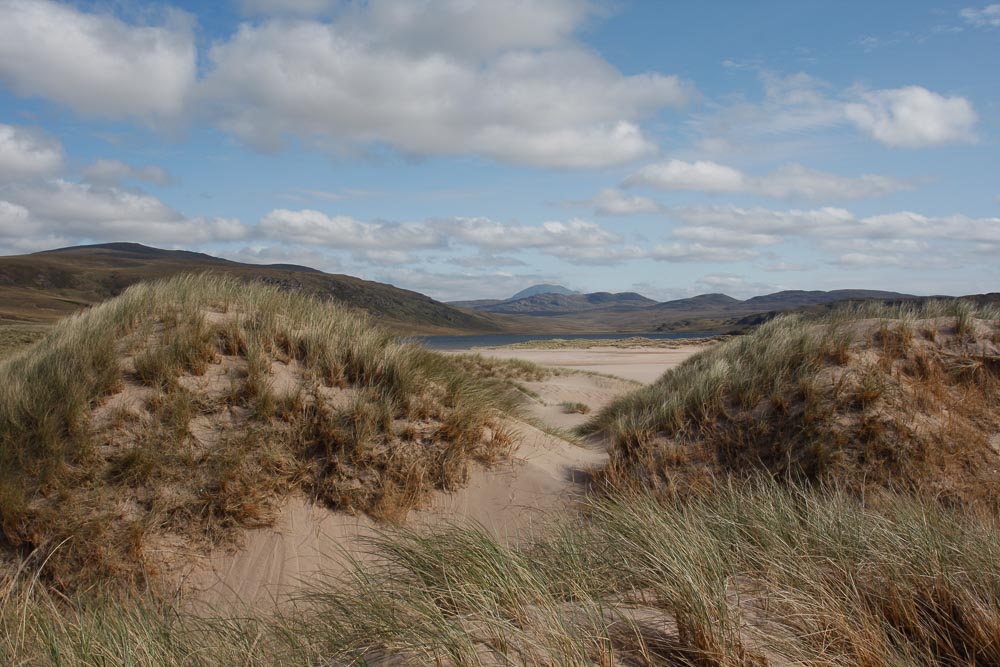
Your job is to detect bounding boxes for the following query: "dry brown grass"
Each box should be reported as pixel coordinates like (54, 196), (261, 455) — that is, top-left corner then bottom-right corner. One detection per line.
(584, 300), (1000, 507)
(0, 274), (525, 592)
(6, 482), (1000, 666)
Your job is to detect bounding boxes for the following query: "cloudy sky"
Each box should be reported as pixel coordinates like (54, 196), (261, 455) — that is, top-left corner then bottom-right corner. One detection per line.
(0, 0), (997, 301)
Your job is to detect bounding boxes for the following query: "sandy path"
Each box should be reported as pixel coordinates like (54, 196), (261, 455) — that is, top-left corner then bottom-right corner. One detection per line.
(188, 345), (703, 610)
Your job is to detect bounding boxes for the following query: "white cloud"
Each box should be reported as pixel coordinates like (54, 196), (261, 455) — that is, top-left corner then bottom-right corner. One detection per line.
(961, 4), (1000, 27)
(200, 9), (690, 167)
(753, 164), (910, 199)
(691, 73), (979, 157)
(451, 254), (528, 268)
(672, 226), (781, 247)
(225, 244), (342, 271)
(626, 159), (911, 201)
(0, 123), (64, 180)
(696, 272), (778, 297)
(671, 205), (1000, 253)
(354, 249), (416, 265)
(626, 160), (746, 193)
(355, 0), (596, 58)
(0, 0), (196, 119)
(259, 209), (441, 249)
(645, 243), (761, 263)
(590, 187), (662, 215)
(81, 159), (172, 186)
(672, 204), (856, 235)
(430, 216), (620, 250)
(844, 86), (978, 148)
(0, 180), (248, 245)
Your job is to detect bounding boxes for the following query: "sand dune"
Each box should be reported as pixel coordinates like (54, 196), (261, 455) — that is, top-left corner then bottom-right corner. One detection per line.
(189, 345), (703, 610)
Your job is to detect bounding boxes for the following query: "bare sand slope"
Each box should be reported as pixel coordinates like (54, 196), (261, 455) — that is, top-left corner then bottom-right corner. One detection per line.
(189, 345), (704, 610)
(189, 420), (604, 610)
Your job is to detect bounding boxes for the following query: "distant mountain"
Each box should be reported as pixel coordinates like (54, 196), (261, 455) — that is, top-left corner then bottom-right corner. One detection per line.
(509, 284), (578, 300)
(466, 291), (657, 315)
(0, 243), (501, 334)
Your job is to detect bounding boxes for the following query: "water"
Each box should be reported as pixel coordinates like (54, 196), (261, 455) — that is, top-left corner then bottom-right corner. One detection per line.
(412, 331), (714, 350)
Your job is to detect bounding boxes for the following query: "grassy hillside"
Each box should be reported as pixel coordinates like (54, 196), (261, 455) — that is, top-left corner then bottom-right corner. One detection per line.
(0, 243), (501, 336)
(0, 274), (530, 590)
(585, 300), (1000, 506)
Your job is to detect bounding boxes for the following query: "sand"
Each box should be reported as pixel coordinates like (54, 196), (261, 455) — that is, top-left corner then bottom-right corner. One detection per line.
(465, 345), (708, 384)
(188, 344), (704, 610)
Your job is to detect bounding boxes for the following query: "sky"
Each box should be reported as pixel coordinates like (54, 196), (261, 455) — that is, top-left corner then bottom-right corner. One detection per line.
(0, 0), (997, 302)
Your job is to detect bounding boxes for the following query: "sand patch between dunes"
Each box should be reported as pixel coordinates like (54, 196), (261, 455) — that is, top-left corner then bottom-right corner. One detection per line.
(188, 345), (704, 610)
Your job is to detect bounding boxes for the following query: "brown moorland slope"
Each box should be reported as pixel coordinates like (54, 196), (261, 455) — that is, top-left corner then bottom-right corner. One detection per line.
(0, 242), (501, 335)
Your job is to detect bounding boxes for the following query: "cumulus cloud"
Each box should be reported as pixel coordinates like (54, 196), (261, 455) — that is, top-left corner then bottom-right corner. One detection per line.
(0, 180), (248, 246)
(626, 160), (746, 193)
(844, 87), (978, 147)
(667, 204), (1000, 265)
(430, 216), (619, 250)
(0, 0), (196, 119)
(259, 209), (441, 249)
(625, 159), (911, 201)
(644, 243), (761, 263)
(590, 188), (663, 215)
(961, 4), (1000, 27)
(691, 72), (979, 156)
(354, 0), (597, 58)
(200, 8), (690, 167)
(0, 123), (64, 180)
(81, 159), (172, 186)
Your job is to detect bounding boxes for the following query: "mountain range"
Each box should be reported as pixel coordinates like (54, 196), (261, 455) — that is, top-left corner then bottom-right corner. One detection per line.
(450, 285), (921, 331)
(1, 246), (987, 338)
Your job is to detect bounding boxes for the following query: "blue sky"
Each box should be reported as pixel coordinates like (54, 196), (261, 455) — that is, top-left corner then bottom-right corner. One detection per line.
(0, 0), (997, 301)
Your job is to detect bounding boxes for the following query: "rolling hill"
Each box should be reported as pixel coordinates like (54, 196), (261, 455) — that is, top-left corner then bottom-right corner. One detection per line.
(0, 243), (502, 335)
(0, 244), (945, 340)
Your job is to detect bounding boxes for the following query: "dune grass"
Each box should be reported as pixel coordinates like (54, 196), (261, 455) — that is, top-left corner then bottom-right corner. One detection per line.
(3, 287), (1000, 664)
(0, 274), (526, 590)
(5, 481), (1000, 665)
(583, 299), (1000, 505)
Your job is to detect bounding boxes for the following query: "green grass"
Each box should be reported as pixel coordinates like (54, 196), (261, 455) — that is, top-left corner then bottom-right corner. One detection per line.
(560, 401), (591, 415)
(0, 274), (527, 591)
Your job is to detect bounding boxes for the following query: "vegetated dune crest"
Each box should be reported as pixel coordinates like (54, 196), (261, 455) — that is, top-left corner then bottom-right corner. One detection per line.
(586, 300), (1000, 507)
(0, 274), (537, 592)
(1, 272), (683, 607)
